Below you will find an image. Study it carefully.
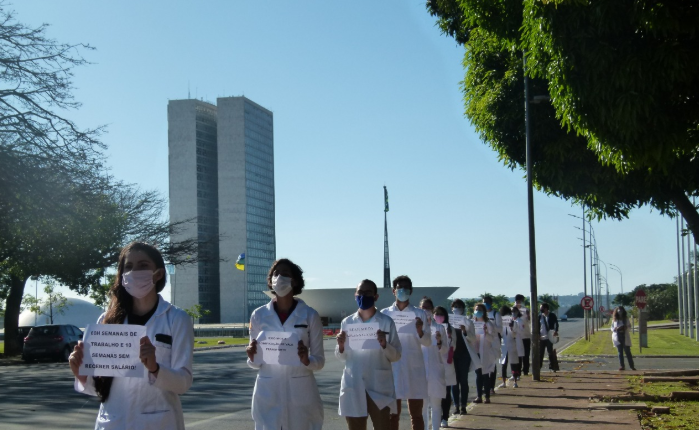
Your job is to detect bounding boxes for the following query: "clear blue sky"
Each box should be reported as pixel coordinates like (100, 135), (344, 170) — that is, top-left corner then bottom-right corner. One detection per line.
(16, 1), (682, 305)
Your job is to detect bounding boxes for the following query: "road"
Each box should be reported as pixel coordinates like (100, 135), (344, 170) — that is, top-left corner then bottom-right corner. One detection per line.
(0, 318), (586, 430)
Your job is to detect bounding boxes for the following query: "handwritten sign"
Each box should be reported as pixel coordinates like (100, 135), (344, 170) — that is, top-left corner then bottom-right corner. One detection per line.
(80, 324), (146, 377)
(502, 316), (512, 326)
(256, 331), (300, 366)
(450, 314), (466, 328)
(386, 310), (417, 334)
(346, 323), (380, 350)
(474, 321), (485, 335)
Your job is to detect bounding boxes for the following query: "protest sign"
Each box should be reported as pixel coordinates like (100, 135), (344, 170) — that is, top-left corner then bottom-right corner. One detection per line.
(450, 314), (466, 328)
(80, 324), (146, 377)
(255, 331), (300, 366)
(346, 323), (380, 350)
(386, 310), (417, 334)
(474, 321), (485, 335)
(501, 316), (512, 326)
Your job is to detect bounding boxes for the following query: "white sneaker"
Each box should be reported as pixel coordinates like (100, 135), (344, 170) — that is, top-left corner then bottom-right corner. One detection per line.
(513, 382), (519, 388)
(497, 382), (507, 388)
(441, 419), (449, 428)
(508, 376), (515, 381)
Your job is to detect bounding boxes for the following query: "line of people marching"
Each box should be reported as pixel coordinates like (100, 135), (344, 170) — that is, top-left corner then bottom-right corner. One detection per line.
(67, 245), (560, 430)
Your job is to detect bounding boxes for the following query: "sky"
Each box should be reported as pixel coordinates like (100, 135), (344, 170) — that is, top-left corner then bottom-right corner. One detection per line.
(14, 1), (686, 307)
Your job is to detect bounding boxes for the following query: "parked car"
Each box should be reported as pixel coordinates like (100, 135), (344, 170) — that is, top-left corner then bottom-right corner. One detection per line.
(17, 326), (34, 352)
(560, 314), (568, 321)
(22, 325), (83, 362)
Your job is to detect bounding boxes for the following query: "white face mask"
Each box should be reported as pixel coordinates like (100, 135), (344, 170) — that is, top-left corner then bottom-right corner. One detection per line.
(452, 308), (464, 316)
(122, 270), (157, 299)
(272, 274), (293, 297)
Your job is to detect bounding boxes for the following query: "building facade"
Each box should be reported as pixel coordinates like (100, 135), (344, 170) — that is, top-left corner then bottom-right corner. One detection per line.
(168, 97), (275, 323)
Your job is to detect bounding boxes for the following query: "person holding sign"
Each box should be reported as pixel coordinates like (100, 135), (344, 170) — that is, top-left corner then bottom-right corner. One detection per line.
(418, 297), (447, 430)
(433, 306), (457, 428)
(472, 304), (496, 404)
(335, 279), (401, 430)
(514, 294), (532, 376)
(68, 242), (194, 430)
(497, 306), (522, 389)
(449, 300), (479, 416)
(246, 258), (325, 430)
(483, 296), (502, 396)
(538, 303), (559, 370)
(611, 306), (635, 371)
(380, 275), (431, 430)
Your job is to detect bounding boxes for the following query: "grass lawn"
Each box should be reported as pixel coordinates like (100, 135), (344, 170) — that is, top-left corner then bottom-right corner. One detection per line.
(193, 337), (248, 348)
(562, 322), (699, 356)
(626, 376), (699, 429)
(0, 341), (3, 354)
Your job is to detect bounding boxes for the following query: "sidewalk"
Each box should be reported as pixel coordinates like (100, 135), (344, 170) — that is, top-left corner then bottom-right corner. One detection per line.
(450, 368), (642, 429)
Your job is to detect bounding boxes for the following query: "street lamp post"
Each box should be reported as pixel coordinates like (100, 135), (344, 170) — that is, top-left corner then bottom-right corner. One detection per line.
(676, 217), (685, 335)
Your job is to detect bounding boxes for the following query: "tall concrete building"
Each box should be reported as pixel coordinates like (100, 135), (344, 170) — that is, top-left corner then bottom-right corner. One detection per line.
(168, 96), (275, 323)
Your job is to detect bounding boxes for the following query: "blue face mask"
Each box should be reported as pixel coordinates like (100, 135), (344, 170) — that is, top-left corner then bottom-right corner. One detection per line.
(484, 303), (492, 310)
(395, 288), (411, 302)
(356, 295), (375, 310)
(474, 311), (484, 318)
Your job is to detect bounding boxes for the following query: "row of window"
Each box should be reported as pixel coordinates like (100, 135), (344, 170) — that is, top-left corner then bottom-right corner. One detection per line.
(247, 230), (274, 243)
(245, 151), (273, 172)
(246, 188), (274, 204)
(246, 144), (273, 164)
(247, 197), (274, 213)
(246, 178), (274, 195)
(247, 220), (274, 235)
(247, 239), (275, 252)
(245, 131), (273, 151)
(247, 204), (273, 219)
(246, 264), (271, 276)
(247, 248), (274, 259)
(197, 173), (217, 183)
(246, 164), (273, 181)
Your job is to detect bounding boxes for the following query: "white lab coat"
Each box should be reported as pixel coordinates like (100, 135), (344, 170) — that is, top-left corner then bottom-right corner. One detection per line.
(486, 309), (503, 336)
(499, 319), (520, 365)
(442, 324), (457, 386)
(422, 320), (447, 398)
(453, 319), (482, 372)
(512, 317), (525, 357)
(380, 303), (432, 400)
(474, 319), (497, 374)
(336, 311), (402, 416)
(248, 298), (325, 430)
(611, 319), (632, 347)
(74, 295), (194, 430)
(516, 305), (532, 339)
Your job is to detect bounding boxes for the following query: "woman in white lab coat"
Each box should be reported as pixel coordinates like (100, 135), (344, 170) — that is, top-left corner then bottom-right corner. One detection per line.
(68, 242), (194, 430)
(472, 304), (497, 404)
(433, 306), (457, 428)
(497, 306), (521, 389)
(246, 258), (325, 430)
(419, 298), (447, 430)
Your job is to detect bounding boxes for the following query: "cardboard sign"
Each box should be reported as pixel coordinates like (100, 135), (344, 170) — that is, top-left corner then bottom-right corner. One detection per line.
(501, 316), (512, 326)
(474, 321), (485, 335)
(346, 323), (381, 350)
(80, 324), (146, 377)
(255, 331), (300, 366)
(450, 314), (466, 328)
(386, 310), (417, 334)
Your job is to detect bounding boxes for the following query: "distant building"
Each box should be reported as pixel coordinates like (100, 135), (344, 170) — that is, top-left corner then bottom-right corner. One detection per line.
(18, 298), (104, 328)
(168, 97), (275, 323)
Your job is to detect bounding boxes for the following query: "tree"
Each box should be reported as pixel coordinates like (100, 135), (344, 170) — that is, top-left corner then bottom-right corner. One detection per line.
(21, 280), (70, 324)
(538, 294), (559, 312)
(480, 292), (511, 311)
(426, 0), (699, 243)
(566, 304), (584, 318)
(184, 304), (211, 323)
(612, 293), (634, 308)
(90, 273), (115, 310)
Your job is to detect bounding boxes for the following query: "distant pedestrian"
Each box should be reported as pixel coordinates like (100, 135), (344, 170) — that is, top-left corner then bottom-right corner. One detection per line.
(497, 306), (522, 388)
(513, 294), (532, 375)
(449, 300), (478, 416)
(68, 242), (194, 430)
(538, 303), (559, 369)
(483, 296), (502, 396)
(611, 306), (636, 371)
(419, 297), (447, 430)
(433, 306), (457, 428)
(246, 258), (325, 430)
(472, 303), (496, 404)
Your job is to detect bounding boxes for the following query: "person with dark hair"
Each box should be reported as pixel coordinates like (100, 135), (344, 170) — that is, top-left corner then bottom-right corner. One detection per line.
(538, 303), (559, 369)
(482, 296), (502, 396)
(513, 294), (532, 375)
(472, 303), (496, 404)
(433, 306), (456, 428)
(380, 275), (431, 430)
(449, 299), (477, 416)
(497, 306), (522, 389)
(68, 242), (194, 430)
(418, 297), (447, 430)
(336, 279), (401, 430)
(246, 258), (325, 430)
(611, 306), (635, 371)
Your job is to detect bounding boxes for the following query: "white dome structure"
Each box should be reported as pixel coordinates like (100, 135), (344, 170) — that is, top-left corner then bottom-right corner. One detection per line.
(19, 297), (105, 329)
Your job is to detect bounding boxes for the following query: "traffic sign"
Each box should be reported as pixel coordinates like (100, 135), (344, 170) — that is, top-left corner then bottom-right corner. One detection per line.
(599, 305), (605, 312)
(580, 295), (594, 310)
(635, 289), (647, 310)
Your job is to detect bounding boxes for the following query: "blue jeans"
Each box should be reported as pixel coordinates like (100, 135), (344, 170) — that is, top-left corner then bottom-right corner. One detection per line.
(616, 344), (635, 369)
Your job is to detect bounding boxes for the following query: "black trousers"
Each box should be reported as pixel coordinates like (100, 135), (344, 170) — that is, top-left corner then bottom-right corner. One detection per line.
(441, 385), (452, 420)
(539, 338), (554, 368)
(522, 338), (531, 374)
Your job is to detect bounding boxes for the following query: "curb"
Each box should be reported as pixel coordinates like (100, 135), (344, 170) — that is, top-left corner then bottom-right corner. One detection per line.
(194, 344), (246, 352)
(560, 354), (699, 359)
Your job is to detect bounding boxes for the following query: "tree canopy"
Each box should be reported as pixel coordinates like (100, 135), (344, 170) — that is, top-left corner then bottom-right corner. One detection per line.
(427, 0), (699, 242)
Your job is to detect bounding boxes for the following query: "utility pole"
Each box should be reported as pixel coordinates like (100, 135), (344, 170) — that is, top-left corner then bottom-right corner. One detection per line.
(383, 186), (391, 289)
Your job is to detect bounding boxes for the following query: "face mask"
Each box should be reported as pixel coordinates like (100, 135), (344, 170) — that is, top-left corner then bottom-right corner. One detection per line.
(356, 295), (375, 310)
(272, 274), (293, 297)
(452, 308), (464, 316)
(122, 270), (157, 299)
(423, 310), (433, 322)
(474, 311), (484, 318)
(395, 288), (410, 302)
(484, 303), (492, 310)
(434, 315), (445, 324)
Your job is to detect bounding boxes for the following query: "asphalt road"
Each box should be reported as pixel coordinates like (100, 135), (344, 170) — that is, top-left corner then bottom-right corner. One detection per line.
(0, 318), (587, 430)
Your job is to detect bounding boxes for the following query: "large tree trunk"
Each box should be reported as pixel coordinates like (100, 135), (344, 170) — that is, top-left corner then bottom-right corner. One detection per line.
(671, 192), (699, 246)
(3, 274), (28, 356)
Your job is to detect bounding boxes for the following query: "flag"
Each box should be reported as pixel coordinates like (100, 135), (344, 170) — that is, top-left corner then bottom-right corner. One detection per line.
(235, 253), (245, 271)
(384, 186), (389, 212)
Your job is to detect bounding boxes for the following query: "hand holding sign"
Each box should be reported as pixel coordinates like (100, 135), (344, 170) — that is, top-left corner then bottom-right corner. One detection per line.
(377, 330), (387, 349)
(346, 323), (381, 350)
(298, 340), (310, 366)
(255, 331), (300, 366)
(80, 324), (147, 378)
(140, 336), (158, 373)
